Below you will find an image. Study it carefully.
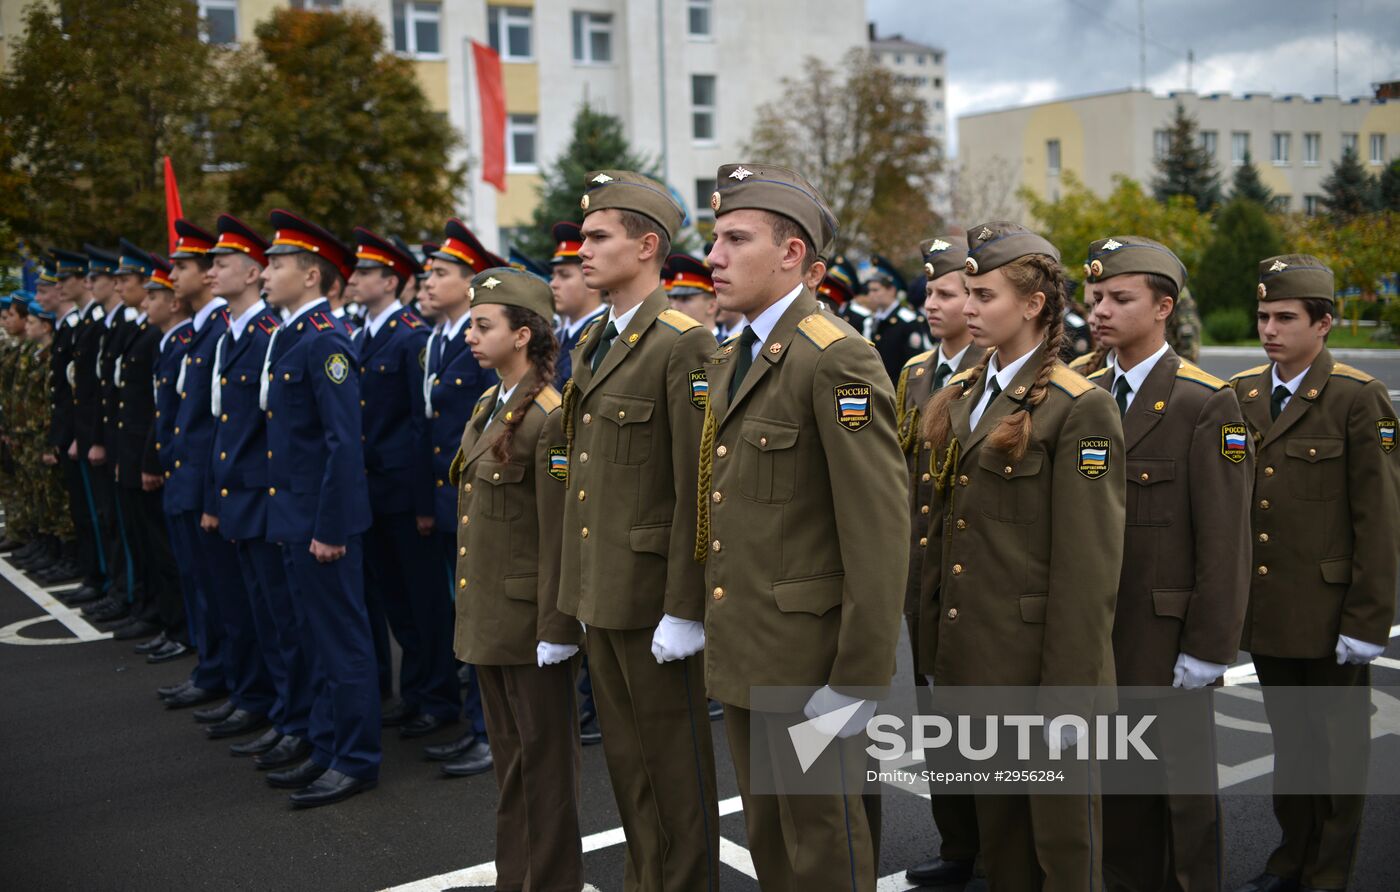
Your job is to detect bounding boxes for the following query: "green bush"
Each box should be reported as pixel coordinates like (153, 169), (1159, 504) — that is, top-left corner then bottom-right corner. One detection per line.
(1205, 308), (1255, 343)
(1379, 300), (1400, 342)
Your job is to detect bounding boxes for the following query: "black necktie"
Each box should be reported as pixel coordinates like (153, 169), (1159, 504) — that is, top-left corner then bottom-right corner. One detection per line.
(487, 395), (506, 426)
(430, 330), (445, 373)
(590, 322), (619, 373)
(985, 376), (1003, 405)
(933, 362), (952, 390)
(729, 326), (759, 401)
(1270, 385), (1289, 420)
(1114, 375), (1132, 417)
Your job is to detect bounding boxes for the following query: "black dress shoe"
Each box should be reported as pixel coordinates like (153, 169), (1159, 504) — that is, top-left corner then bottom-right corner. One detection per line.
(400, 713), (455, 739)
(380, 700), (418, 726)
(1234, 874), (1300, 892)
(35, 561), (81, 584)
(0, 536), (30, 553)
(442, 740), (494, 777)
(230, 727), (282, 756)
(207, 709), (270, 740)
(193, 700), (237, 723)
(289, 769), (376, 808)
(164, 685), (224, 709)
(157, 678), (192, 699)
(424, 732), (478, 762)
(113, 619), (159, 640)
(255, 735), (311, 770)
(579, 715), (602, 746)
(147, 640), (190, 664)
(266, 757), (327, 789)
(62, 585), (104, 606)
(81, 597), (120, 617)
(134, 632), (168, 655)
(906, 856), (975, 886)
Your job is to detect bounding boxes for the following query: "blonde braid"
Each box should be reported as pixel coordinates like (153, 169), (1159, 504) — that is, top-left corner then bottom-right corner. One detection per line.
(694, 400), (718, 562)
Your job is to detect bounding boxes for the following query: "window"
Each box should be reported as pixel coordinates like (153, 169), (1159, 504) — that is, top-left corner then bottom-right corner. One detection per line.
(916, 54), (925, 65)
(1046, 139), (1061, 175)
(393, 2), (441, 57)
(691, 74), (716, 142)
(507, 115), (538, 171)
(197, 0), (237, 45)
(1197, 129), (1217, 157)
(1272, 194), (1292, 212)
(687, 0), (711, 38)
(1342, 132), (1358, 156)
(1303, 132), (1320, 166)
(572, 11), (613, 64)
(1371, 133), (1387, 165)
(1153, 129), (1171, 160)
(488, 6), (533, 60)
(695, 178), (716, 219)
(1231, 131), (1250, 165)
(1304, 195), (1321, 216)
(291, 0), (342, 9)
(933, 77), (942, 88)
(1271, 132), (1290, 165)
(933, 52), (943, 64)
(894, 53), (903, 64)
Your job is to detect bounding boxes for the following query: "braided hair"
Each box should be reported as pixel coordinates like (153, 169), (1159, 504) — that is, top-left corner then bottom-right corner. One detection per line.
(921, 253), (1068, 463)
(490, 305), (559, 462)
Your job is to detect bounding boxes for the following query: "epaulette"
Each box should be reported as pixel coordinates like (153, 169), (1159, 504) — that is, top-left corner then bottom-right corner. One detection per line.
(174, 329), (193, 345)
(255, 316), (279, 336)
(534, 386), (562, 413)
(1087, 367), (1109, 380)
(1048, 365), (1094, 398)
(218, 308), (231, 326)
(307, 311), (336, 332)
(1331, 362), (1374, 384)
(896, 306), (919, 324)
(1067, 352), (1095, 371)
(948, 368), (976, 387)
(92, 304), (105, 322)
(1175, 361), (1227, 391)
(471, 385), (498, 421)
(657, 308), (702, 333)
(1230, 364), (1269, 382)
(575, 316), (605, 348)
(902, 349), (936, 371)
(401, 311), (425, 329)
(797, 313), (846, 350)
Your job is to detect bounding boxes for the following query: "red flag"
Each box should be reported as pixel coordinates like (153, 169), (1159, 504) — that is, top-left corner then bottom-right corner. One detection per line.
(472, 41), (506, 192)
(163, 156), (184, 254)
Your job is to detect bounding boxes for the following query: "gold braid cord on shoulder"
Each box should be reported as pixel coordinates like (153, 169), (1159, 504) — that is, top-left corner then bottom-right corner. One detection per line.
(560, 378), (578, 484)
(694, 401), (718, 562)
(895, 367), (919, 455)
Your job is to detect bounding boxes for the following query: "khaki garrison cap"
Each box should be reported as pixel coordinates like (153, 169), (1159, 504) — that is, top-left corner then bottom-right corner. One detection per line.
(469, 266), (556, 322)
(1255, 254), (1334, 303)
(1083, 235), (1187, 291)
(580, 170), (685, 240)
(920, 235), (969, 280)
(963, 221), (1060, 275)
(711, 162), (837, 251)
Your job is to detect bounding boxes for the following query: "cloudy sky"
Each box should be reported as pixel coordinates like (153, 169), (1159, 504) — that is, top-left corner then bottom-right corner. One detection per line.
(869, 0), (1400, 156)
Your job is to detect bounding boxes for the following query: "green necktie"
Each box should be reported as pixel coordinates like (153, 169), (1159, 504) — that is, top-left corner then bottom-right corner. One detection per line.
(590, 321), (619, 373)
(486, 396), (506, 426)
(1113, 375), (1132, 417)
(933, 362), (952, 390)
(728, 326), (759, 401)
(984, 376), (1002, 405)
(1270, 384), (1289, 420)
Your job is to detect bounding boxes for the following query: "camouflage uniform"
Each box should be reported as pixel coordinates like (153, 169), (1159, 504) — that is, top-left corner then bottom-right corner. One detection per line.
(1167, 285), (1201, 361)
(0, 334), (36, 539)
(16, 341), (72, 539)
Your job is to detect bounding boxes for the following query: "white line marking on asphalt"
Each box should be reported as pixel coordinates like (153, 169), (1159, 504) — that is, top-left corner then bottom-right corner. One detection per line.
(0, 615), (94, 645)
(0, 557), (108, 642)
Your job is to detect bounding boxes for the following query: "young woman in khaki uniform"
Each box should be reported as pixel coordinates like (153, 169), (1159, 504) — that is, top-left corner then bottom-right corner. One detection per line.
(918, 222), (1125, 891)
(450, 268), (583, 892)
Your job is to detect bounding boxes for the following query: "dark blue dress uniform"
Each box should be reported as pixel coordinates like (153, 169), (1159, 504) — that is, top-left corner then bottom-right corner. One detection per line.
(263, 210), (380, 782)
(208, 213), (315, 747)
(351, 226), (460, 728)
(550, 221), (605, 390)
(427, 218), (505, 741)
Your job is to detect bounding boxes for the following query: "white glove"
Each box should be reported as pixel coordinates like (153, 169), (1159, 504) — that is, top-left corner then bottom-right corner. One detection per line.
(650, 613), (705, 663)
(1335, 634), (1385, 666)
(1172, 652), (1228, 690)
(1043, 722), (1085, 753)
(802, 685), (877, 739)
(536, 641), (579, 668)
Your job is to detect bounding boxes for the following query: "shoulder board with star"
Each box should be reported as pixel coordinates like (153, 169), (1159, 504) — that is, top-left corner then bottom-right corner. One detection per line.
(896, 306), (918, 324)
(902, 349), (936, 371)
(797, 313), (847, 350)
(174, 329), (193, 345)
(218, 308), (231, 326)
(1086, 366), (1110, 380)
(400, 311), (425, 329)
(1048, 365), (1094, 398)
(1330, 362), (1374, 384)
(255, 315), (280, 335)
(307, 311), (336, 332)
(1230, 364), (1269, 382)
(92, 304), (106, 322)
(534, 386), (562, 414)
(657, 308), (701, 334)
(1175, 361), (1227, 391)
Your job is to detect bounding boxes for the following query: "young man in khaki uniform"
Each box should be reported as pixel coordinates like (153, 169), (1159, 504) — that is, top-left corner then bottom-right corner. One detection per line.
(899, 235), (983, 889)
(1083, 236), (1253, 891)
(557, 170), (720, 891)
(701, 163), (909, 891)
(1231, 256), (1399, 892)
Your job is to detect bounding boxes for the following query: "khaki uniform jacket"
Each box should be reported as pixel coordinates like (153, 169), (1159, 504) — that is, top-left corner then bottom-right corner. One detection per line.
(917, 342), (1126, 696)
(557, 288), (716, 630)
(1089, 349), (1253, 685)
(700, 289), (909, 709)
(1230, 348), (1400, 658)
(450, 373), (579, 666)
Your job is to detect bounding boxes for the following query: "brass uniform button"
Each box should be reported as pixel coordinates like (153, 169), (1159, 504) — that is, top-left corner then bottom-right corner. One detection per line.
(492, 472), (501, 480)
(268, 487), (277, 495)
(955, 518), (967, 530)
(947, 607), (958, 619)
(266, 450), (272, 458)
(1140, 472), (1150, 481)
(436, 479), (444, 488)
(952, 563), (963, 575)
(920, 505), (930, 515)
(459, 546), (466, 556)
(712, 540), (721, 552)
(617, 410), (626, 420)
(220, 413), (228, 422)
(1258, 533), (1269, 543)
(174, 460), (181, 468)
(220, 488), (228, 497)
(921, 472), (931, 482)
(716, 445), (727, 457)
(1257, 565), (1269, 576)
(1264, 467), (1274, 476)
(583, 413), (592, 424)
(918, 536), (928, 547)
(1259, 499), (1270, 510)
(1004, 465), (1013, 475)
(461, 514), (469, 523)
(465, 483), (473, 493)
(220, 451), (227, 460)
(579, 451), (588, 463)
(958, 474), (969, 486)
(433, 446), (441, 454)
(712, 491), (723, 503)
(1308, 447), (1317, 457)
(712, 586), (725, 601)
(283, 372), (291, 381)
(759, 436), (768, 446)
(458, 578), (467, 590)
(578, 490), (586, 501)
(581, 527), (589, 538)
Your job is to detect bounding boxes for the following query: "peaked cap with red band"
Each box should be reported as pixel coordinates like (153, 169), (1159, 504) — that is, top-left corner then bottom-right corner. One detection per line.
(550, 221), (583, 265)
(209, 214), (270, 267)
(266, 209), (355, 281)
(663, 253), (714, 295)
(170, 219), (217, 259)
(354, 227), (417, 280)
(430, 218), (505, 274)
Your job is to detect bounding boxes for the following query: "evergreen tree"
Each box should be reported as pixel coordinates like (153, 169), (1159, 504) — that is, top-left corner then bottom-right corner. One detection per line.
(1152, 103), (1222, 213)
(515, 103), (658, 260)
(1194, 198), (1283, 316)
(1319, 148), (1377, 222)
(1230, 151), (1274, 206)
(1377, 158), (1400, 213)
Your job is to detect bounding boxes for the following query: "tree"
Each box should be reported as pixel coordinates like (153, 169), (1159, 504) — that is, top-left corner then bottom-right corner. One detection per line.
(0, 0), (225, 250)
(1193, 198), (1283, 316)
(515, 103), (659, 261)
(1230, 151), (1274, 206)
(1377, 158), (1400, 212)
(1319, 148), (1377, 222)
(214, 9), (464, 241)
(1151, 103), (1221, 213)
(745, 48), (943, 265)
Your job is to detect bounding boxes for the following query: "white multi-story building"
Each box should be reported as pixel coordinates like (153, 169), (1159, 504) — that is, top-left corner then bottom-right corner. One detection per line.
(867, 24), (947, 154)
(957, 87), (1400, 217)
